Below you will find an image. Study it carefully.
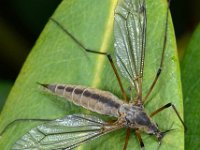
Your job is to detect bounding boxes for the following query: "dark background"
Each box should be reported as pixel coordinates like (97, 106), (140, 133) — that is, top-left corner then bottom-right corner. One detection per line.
(0, 0), (199, 110)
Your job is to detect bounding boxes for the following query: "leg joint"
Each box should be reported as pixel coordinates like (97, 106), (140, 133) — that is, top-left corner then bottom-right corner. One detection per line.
(165, 102), (172, 108)
(157, 68), (162, 76)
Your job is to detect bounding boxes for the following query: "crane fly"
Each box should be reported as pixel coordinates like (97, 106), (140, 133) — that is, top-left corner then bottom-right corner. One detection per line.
(1, 0), (185, 149)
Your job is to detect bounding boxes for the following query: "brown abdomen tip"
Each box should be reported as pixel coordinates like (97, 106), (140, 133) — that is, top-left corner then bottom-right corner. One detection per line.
(37, 82), (56, 92)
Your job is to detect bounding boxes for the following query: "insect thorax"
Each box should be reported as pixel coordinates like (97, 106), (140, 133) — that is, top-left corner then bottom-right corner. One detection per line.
(118, 103), (159, 134)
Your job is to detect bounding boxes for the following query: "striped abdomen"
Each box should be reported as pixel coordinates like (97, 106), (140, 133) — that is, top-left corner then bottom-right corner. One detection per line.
(41, 84), (124, 117)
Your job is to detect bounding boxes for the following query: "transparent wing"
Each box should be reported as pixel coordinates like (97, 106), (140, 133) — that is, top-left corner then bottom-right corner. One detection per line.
(114, 0), (146, 93)
(12, 114), (121, 150)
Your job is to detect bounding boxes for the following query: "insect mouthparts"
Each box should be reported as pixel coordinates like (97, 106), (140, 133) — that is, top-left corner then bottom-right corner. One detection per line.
(157, 128), (172, 142)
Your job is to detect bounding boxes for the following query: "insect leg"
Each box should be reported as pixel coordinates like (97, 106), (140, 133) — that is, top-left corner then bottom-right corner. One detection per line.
(0, 118), (53, 136)
(135, 129), (144, 150)
(123, 128), (131, 150)
(143, 0), (171, 103)
(150, 102), (186, 129)
(50, 18), (128, 101)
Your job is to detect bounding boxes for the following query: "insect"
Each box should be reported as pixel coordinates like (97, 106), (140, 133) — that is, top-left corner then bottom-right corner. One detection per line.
(0, 0), (185, 149)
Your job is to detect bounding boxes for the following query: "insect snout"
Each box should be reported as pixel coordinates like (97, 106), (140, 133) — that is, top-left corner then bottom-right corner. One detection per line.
(156, 128), (172, 141)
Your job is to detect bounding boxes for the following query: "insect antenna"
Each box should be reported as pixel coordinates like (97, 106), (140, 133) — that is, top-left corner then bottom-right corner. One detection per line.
(156, 128), (174, 150)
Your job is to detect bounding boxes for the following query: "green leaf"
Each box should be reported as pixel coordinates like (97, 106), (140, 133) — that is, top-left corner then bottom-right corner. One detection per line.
(181, 24), (200, 150)
(0, 0), (184, 149)
(0, 80), (13, 112)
